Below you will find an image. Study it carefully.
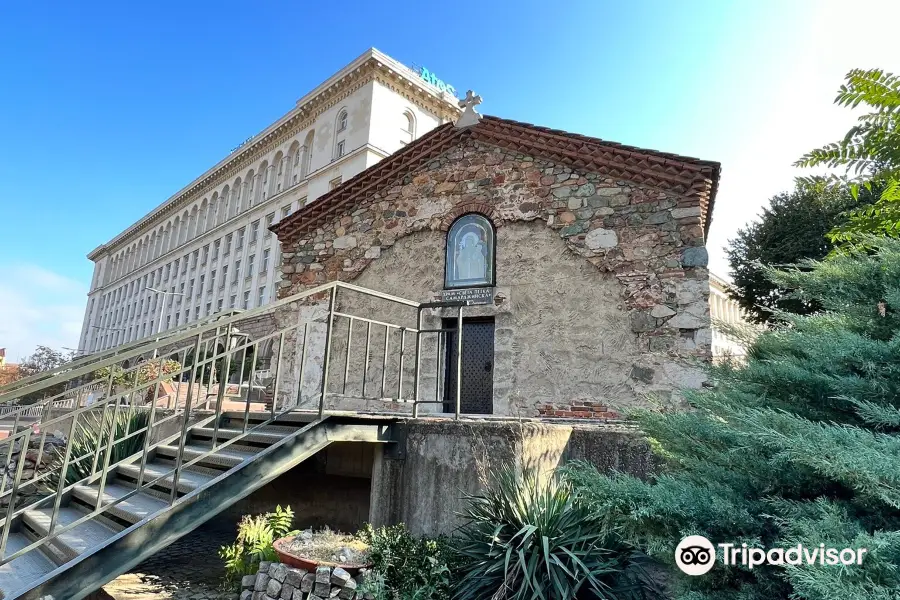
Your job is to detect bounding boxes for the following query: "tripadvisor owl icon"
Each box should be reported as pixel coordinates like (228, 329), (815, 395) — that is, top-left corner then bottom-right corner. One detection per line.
(675, 535), (716, 576)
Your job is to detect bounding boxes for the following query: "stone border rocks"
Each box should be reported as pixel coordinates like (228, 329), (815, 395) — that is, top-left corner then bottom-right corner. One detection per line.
(240, 561), (370, 600)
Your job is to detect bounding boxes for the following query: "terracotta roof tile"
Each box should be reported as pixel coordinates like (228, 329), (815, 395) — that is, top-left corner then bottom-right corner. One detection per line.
(271, 115), (720, 241)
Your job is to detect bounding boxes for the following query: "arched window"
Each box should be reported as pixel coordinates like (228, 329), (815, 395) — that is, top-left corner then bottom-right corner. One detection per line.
(302, 130), (315, 176)
(445, 214), (495, 289)
(401, 110), (416, 145)
(333, 110), (348, 160)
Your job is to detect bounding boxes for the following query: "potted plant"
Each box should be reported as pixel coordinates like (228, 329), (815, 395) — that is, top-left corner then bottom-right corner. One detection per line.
(273, 527), (373, 575)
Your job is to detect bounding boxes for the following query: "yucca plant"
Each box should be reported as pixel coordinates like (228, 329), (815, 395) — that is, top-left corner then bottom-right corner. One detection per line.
(219, 505), (296, 589)
(453, 464), (659, 600)
(65, 405), (150, 484)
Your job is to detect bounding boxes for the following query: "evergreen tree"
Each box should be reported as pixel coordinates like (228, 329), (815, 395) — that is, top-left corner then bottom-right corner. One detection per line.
(725, 185), (863, 323)
(565, 239), (900, 599)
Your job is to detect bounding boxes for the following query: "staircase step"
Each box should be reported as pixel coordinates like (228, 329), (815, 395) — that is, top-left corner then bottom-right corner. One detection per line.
(221, 410), (318, 426)
(155, 443), (258, 469)
(0, 532), (57, 598)
(72, 482), (169, 524)
(23, 506), (123, 564)
(116, 460), (217, 495)
(190, 425), (293, 446)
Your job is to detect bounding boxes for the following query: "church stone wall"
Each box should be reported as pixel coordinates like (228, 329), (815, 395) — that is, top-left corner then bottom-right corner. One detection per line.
(275, 140), (711, 415)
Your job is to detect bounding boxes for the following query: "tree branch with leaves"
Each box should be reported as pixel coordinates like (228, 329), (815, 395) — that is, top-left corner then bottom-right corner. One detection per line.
(796, 68), (900, 248)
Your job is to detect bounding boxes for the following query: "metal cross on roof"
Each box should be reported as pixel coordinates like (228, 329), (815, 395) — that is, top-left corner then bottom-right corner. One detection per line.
(455, 90), (483, 128)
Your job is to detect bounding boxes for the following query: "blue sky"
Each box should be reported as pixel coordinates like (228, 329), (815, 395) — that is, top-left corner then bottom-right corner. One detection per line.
(0, 0), (897, 359)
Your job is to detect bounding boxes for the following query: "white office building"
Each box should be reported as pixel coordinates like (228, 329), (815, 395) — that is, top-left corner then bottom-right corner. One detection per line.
(709, 272), (752, 360)
(77, 49), (460, 353)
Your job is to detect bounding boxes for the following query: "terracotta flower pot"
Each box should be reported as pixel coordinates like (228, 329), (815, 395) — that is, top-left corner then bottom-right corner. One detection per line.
(273, 535), (373, 576)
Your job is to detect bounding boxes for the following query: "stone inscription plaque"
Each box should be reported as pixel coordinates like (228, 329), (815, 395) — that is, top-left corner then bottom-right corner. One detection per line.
(438, 287), (495, 305)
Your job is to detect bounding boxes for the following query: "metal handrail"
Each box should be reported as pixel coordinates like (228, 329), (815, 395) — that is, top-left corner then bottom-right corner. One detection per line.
(0, 311), (246, 398)
(0, 281), (471, 574)
(0, 281), (418, 404)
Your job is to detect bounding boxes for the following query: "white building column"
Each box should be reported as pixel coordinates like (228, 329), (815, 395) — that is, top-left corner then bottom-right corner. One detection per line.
(265, 164), (276, 200)
(279, 155), (290, 191)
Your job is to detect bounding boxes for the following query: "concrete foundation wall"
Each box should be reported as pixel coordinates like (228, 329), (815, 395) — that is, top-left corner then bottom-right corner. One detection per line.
(368, 419), (655, 537)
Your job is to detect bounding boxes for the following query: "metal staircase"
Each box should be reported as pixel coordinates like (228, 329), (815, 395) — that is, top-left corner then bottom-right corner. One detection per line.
(0, 282), (469, 600)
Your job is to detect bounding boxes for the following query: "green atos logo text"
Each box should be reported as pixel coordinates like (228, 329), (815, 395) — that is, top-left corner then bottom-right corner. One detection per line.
(419, 67), (456, 97)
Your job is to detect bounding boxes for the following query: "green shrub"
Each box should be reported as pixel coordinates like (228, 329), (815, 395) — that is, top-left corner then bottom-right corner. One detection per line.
(359, 523), (457, 599)
(65, 406), (150, 484)
(219, 505), (296, 589)
(453, 464), (660, 600)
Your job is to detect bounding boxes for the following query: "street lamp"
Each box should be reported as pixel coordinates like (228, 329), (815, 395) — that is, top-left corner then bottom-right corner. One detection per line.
(146, 287), (185, 335)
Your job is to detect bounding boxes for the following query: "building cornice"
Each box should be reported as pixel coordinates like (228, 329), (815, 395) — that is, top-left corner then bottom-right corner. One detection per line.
(88, 141), (390, 293)
(89, 48), (460, 261)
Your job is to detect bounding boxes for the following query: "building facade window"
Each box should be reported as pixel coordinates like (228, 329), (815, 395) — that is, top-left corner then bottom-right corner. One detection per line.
(337, 109), (348, 132)
(242, 291), (250, 309)
(401, 110), (416, 145)
(258, 286), (266, 306)
(444, 213), (496, 289)
(336, 140), (345, 158)
(262, 249), (270, 272)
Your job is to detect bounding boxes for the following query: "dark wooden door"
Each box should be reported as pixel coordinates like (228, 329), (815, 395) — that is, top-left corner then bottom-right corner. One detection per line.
(443, 317), (494, 414)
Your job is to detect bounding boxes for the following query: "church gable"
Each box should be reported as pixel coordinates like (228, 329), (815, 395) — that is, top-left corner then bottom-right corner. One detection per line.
(273, 117), (720, 413)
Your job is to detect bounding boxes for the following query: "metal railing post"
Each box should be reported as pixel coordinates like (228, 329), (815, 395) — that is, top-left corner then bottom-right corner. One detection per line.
(436, 331), (444, 408)
(380, 326), (391, 400)
(270, 331), (285, 419)
(90, 370), (116, 477)
(412, 309), (423, 418)
(362, 323), (372, 399)
(96, 390), (123, 509)
(342, 318), (353, 396)
(49, 411), (80, 535)
(0, 429), (31, 557)
(397, 328), (407, 401)
(318, 287), (337, 420)
(212, 324), (234, 450)
(242, 347), (259, 434)
(455, 306), (463, 420)
(295, 323), (309, 409)
(170, 334), (203, 504)
(137, 355), (165, 490)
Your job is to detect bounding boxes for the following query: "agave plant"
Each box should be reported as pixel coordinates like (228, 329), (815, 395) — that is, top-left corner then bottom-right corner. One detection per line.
(453, 464), (659, 600)
(65, 405), (150, 484)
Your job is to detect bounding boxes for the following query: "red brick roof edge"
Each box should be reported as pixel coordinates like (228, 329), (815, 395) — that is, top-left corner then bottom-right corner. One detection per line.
(271, 115), (721, 242)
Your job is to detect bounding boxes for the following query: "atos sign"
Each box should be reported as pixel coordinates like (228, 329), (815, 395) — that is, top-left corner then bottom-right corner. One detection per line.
(418, 67), (457, 97)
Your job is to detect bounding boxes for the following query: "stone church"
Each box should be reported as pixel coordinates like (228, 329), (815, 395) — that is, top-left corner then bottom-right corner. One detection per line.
(270, 100), (720, 419)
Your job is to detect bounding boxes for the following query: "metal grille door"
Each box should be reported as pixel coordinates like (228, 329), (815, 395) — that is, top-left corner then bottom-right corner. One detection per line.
(444, 317), (494, 414)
